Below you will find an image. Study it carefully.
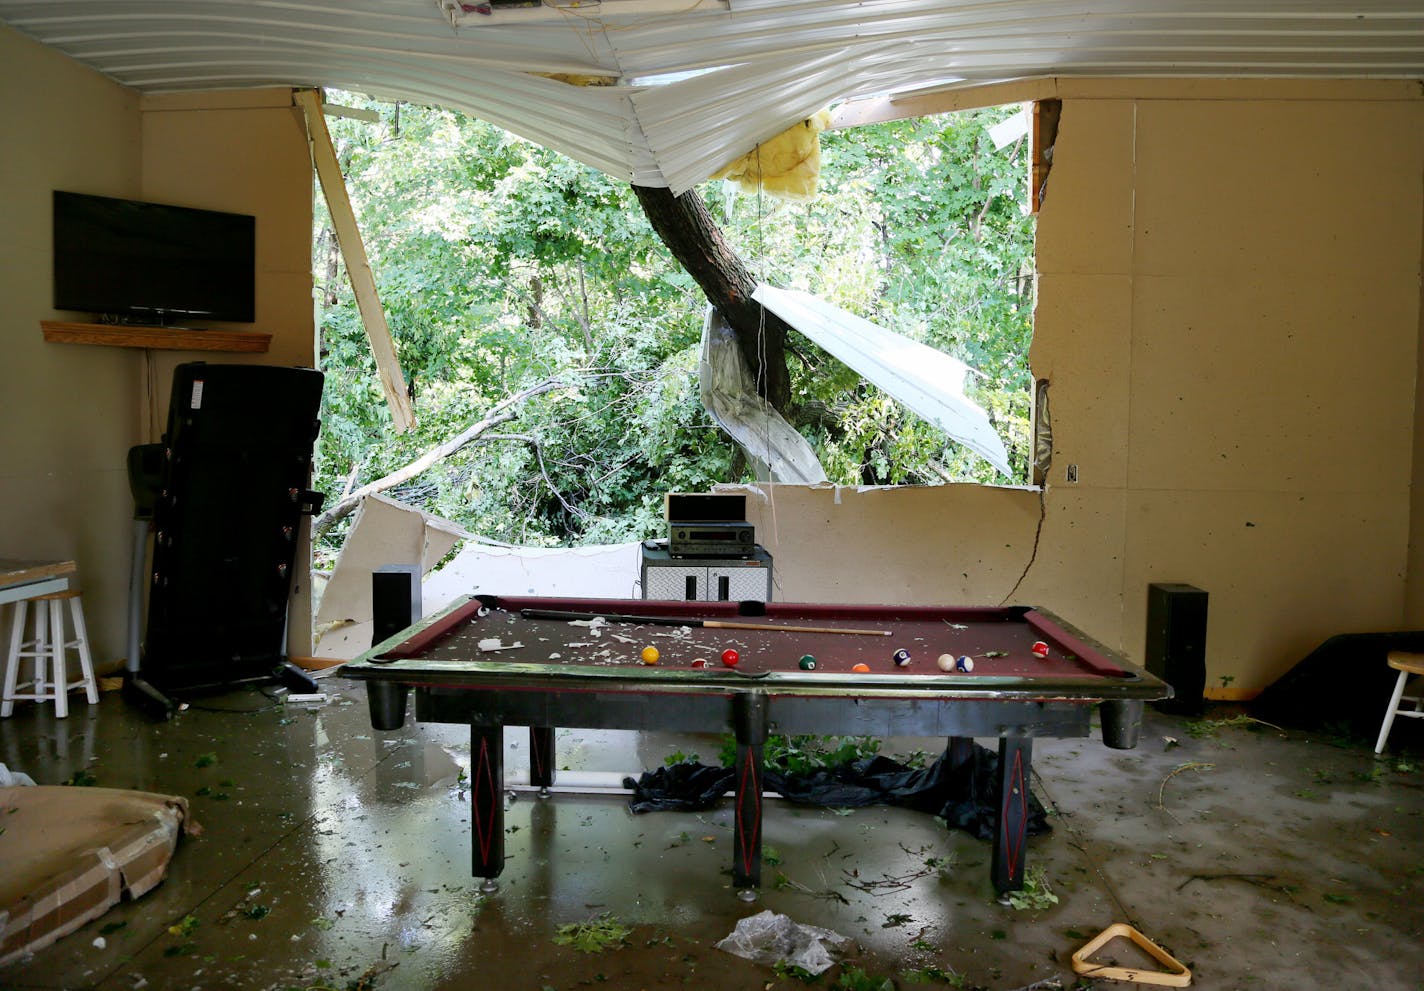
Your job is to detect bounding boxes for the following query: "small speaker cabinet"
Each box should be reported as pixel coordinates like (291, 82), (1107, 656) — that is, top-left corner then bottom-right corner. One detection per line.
(1145, 583), (1208, 715)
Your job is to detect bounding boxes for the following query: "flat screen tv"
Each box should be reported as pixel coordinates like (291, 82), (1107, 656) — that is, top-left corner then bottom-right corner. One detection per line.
(53, 190), (256, 324)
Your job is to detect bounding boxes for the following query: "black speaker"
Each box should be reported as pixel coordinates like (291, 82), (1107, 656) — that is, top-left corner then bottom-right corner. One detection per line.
(1145, 583), (1208, 715)
(372, 565), (422, 646)
(141, 362), (324, 696)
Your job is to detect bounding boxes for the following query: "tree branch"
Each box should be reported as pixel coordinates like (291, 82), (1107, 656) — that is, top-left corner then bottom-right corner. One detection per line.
(312, 378), (569, 542)
(632, 184), (793, 411)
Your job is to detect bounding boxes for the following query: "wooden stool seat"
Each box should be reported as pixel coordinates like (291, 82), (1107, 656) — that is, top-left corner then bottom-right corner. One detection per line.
(1376, 651), (1424, 754)
(32, 589), (82, 602)
(1, 583), (99, 719)
(1387, 652), (1424, 676)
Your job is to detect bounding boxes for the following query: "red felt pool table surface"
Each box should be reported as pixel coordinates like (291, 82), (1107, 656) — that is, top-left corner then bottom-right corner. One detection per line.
(357, 594), (1153, 699)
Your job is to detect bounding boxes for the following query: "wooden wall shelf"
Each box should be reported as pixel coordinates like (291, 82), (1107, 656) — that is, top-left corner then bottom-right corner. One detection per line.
(41, 320), (271, 353)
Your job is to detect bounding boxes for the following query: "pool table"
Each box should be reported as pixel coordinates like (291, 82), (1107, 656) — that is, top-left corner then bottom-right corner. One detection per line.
(344, 593), (1172, 896)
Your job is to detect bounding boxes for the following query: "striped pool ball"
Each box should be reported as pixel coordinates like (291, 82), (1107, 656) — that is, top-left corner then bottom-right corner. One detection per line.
(956, 655), (975, 673)
(892, 648), (912, 667)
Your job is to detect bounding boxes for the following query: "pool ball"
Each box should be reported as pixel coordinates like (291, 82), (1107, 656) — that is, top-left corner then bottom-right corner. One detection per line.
(956, 655), (974, 673)
(937, 653), (956, 672)
(892, 648), (912, 667)
(1031, 640), (1050, 658)
(690, 658), (707, 668)
(851, 662), (871, 673)
(721, 648), (740, 667)
(640, 645), (660, 665)
(799, 654), (817, 670)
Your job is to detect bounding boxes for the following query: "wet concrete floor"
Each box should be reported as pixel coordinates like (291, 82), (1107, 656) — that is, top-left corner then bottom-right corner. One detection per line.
(1, 681), (1421, 990)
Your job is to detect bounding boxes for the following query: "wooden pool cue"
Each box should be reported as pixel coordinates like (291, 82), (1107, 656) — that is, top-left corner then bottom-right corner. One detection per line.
(518, 608), (892, 637)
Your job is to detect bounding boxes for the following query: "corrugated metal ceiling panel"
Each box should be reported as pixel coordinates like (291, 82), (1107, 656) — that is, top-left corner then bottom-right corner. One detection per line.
(2, 0), (1420, 189)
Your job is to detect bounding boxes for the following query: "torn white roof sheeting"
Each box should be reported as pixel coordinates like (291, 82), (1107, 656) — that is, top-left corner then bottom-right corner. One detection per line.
(3, 1), (1418, 195)
(753, 284), (1014, 477)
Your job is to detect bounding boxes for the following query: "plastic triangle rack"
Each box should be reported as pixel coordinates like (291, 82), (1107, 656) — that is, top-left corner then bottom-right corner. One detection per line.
(1071, 923), (1192, 986)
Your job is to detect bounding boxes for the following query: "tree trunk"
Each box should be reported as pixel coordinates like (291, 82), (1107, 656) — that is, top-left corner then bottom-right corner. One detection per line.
(632, 184), (792, 412)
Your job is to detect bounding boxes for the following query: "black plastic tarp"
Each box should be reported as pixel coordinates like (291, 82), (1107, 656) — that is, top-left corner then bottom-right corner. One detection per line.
(623, 742), (1049, 840)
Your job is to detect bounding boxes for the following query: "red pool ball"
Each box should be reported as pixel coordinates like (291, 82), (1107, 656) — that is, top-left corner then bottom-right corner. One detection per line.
(721, 648), (740, 667)
(1031, 640), (1050, 658)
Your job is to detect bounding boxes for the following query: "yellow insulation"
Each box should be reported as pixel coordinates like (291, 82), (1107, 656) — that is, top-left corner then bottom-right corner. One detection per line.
(533, 72), (618, 86)
(711, 110), (832, 201)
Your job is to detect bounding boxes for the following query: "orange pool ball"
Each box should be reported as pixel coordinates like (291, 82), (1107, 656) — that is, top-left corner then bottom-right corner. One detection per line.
(851, 662), (871, 673)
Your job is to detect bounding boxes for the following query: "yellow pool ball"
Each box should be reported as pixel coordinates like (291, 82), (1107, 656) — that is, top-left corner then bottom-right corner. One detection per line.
(640, 645), (660, 665)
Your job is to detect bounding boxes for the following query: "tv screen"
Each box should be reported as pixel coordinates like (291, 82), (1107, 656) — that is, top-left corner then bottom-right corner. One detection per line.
(53, 190), (256, 324)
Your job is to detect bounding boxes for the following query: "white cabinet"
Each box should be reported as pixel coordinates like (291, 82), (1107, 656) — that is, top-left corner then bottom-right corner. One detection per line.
(640, 543), (773, 602)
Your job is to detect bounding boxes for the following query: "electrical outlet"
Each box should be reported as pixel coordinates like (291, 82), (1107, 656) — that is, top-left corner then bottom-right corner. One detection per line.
(1066, 464), (1079, 483)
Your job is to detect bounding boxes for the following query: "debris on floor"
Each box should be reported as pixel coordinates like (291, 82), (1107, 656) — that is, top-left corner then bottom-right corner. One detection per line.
(0, 786), (192, 966)
(714, 909), (849, 975)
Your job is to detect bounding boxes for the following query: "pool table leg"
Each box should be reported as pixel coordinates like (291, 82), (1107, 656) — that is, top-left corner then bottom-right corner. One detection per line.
(731, 692), (769, 893)
(470, 722), (505, 888)
(991, 735), (1033, 894)
(529, 726), (556, 792)
(946, 735), (976, 770)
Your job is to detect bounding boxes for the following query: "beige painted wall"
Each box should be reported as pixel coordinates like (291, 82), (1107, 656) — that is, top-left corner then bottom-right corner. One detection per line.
(4, 25), (1422, 697)
(740, 80), (1424, 696)
(0, 25), (316, 671)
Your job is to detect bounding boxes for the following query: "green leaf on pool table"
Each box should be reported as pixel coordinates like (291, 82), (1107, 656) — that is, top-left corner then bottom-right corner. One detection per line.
(983, 650), (1008, 658)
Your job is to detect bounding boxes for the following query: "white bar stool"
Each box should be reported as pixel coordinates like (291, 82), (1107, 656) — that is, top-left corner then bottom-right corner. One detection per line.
(1374, 650), (1424, 754)
(1, 588), (99, 719)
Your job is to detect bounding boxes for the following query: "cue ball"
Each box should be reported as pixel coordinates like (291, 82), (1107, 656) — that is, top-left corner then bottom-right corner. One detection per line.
(892, 648), (912, 667)
(640, 645), (660, 665)
(937, 653), (956, 672)
(721, 648), (740, 667)
(799, 654), (817, 670)
(1032, 640), (1050, 657)
(957, 655), (974, 673)
(852, 662), (871, 673)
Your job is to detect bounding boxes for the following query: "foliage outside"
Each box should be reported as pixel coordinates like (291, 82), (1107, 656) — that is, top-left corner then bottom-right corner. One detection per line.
(313, 94), (1035, 560)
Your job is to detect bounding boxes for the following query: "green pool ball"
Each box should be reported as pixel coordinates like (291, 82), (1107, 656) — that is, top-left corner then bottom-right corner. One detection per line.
(798, 654), (817, 671)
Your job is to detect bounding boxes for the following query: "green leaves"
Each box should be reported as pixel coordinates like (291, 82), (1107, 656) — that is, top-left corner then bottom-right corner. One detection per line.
(312, 94), (1034, 557)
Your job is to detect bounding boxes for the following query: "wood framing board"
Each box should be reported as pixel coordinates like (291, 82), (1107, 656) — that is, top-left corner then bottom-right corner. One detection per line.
(41, 321), (271, 353)
(294, 89), (414, 432)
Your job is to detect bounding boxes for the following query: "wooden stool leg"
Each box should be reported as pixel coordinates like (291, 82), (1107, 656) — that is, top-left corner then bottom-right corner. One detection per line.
(1376, 668), (1412, 754)
(68, 596), (99, 705)
(48, 598), (68, 718)
(1, 602), (25, 718)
